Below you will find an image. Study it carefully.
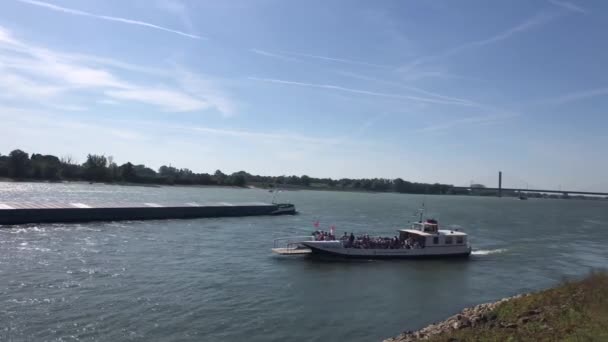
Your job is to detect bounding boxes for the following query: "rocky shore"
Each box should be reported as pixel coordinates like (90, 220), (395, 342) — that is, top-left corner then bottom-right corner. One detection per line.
(384, 294), (528, 342)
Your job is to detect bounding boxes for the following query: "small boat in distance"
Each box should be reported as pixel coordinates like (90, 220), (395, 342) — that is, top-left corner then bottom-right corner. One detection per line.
(271, 203), (296, 215)
(272, 208), (471, 259)
(269, 186), (297, 215)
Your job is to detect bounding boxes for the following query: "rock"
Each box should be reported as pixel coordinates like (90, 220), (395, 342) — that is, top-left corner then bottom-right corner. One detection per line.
(384, 293), (526, 341)
(452, 318), (471, 330)
(518, 316), (531, 324)
(486, 312), (498, 321)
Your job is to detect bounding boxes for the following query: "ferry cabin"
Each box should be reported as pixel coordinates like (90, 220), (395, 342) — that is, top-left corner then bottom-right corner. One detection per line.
(399, 221), (468, 248)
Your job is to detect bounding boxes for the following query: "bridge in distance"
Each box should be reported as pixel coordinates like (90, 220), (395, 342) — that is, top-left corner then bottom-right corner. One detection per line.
(453, 171), (608, 197)
(452, 186), (608, 197)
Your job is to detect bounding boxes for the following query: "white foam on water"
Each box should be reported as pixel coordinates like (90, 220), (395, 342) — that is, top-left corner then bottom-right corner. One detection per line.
(472, 248), (507, 255)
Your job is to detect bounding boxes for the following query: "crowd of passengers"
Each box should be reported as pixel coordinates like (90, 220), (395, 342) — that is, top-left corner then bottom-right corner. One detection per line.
(312, 230), (424, 249)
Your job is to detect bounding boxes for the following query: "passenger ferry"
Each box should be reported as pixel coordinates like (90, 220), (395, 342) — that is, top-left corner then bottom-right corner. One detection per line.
(272, 211), (471, 259)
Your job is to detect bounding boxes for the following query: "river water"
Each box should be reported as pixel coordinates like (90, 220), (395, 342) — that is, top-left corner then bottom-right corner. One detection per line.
(1, 182), (607, 341)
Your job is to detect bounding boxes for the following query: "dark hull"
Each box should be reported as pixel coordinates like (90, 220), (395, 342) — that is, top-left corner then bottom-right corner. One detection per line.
(306, 244), (471, 260)
(0, 202), (296, 226)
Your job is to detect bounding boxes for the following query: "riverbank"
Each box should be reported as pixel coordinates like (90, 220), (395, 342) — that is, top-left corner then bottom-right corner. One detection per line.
(385, 272), (608, 341)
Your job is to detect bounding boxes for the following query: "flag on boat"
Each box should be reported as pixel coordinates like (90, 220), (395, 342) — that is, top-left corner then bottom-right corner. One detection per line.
(313, 220), (320, 228)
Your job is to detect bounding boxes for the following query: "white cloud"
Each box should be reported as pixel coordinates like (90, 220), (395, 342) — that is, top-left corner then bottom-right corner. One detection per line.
(0, 70), (65, 99)
(249, 77), (476, 106)
(98, 99), (120, 105)
(418, 112), (519, 132)
(106, 88), (210, 112)
(17, 0), (203, 39)
(250, 48), (390, 68)
(400, 11), (560, 72)
(250, 49), (300, 63)
(548, 0), (588, 14)
(176, 69), (236, 116)
(0, 27), (18, 44)
(335, 70), (478, 106)
(0, 25), (233, 114)
(187, 126), (340, 145)
(279, 50), (391, 69)
(545, 87), (608, 105)
(155, 0), (194, 31)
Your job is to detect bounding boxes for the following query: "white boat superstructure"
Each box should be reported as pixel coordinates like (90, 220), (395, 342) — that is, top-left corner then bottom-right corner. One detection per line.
(272, 218), (472, 259)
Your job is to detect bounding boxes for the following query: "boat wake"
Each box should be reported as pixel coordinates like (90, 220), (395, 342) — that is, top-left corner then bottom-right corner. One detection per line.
(472, 248), (507, 256)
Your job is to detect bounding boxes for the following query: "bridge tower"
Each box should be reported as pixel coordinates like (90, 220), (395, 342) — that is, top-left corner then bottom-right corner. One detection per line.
(498, 171), (502, 197)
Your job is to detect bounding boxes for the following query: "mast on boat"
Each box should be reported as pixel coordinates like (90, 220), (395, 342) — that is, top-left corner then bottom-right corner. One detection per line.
(270, 181), (281, 204)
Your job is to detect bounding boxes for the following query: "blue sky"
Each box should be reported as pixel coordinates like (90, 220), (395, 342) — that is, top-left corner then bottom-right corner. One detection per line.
(0, 0), (606, 190)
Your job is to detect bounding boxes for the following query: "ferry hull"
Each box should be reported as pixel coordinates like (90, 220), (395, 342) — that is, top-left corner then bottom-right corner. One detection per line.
(302, 242), (471, 260)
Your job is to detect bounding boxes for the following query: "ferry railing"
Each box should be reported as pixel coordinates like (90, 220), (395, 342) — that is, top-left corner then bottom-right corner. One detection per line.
(273, 236), (314, 249)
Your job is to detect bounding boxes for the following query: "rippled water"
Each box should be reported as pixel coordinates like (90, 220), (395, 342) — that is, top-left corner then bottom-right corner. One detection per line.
(1, 182), (607, 341)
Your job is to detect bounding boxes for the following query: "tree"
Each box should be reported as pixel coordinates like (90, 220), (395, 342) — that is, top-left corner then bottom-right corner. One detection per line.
(133, 164), (156, 178)
(31, 154), (61, 180)
(393, 178), (406, 192)
(82, 154), (108, 181)
(159, 165), (178, 177)
(0, 154), (9, 177)
(118, 162), (137, 181)
(301, 175), (311, 187)
(8, 149), (30, 178)
(229, 172), (247, 187)
(60, 155), (82, 179)
(214, 169), (227, 185)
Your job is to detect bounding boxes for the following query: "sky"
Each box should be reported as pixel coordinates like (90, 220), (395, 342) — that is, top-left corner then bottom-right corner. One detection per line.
(0, 0), (607, 191)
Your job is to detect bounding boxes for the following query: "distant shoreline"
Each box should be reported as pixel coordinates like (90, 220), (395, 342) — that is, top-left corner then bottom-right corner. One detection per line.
(1, 178), (607, 201)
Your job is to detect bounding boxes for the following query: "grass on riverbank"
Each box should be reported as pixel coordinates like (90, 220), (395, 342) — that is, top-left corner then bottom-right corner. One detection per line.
(429, 272), (608, 342)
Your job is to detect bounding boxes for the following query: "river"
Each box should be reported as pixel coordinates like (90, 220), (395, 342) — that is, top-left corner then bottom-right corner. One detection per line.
(1, 182), (607, 341)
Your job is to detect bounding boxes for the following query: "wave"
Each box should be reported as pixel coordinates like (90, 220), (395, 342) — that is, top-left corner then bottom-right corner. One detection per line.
(472, 248), (507, 255)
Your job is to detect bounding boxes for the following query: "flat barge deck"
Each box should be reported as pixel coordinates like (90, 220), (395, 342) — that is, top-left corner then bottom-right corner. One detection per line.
(0, 201), (296, 225)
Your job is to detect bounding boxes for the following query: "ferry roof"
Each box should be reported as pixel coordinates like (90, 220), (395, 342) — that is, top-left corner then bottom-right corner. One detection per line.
(398, 229), (467, 236)
(398, 229), (432, 236)
(438, 229), (467, 236)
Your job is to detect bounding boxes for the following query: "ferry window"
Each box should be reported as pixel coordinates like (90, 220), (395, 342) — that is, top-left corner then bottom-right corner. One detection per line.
(456, 236), (464, 244)
(433, 237), (439, 244)
(445, 236), (453, 244)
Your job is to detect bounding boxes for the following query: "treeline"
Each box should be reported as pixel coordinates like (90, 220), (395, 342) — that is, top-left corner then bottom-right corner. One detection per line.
(0, 149), (457, 194)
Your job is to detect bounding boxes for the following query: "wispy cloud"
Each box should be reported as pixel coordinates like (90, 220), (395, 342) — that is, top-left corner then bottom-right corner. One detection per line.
(418, 112), (519, 133)
(548, 0), (588, 14)
(249, 77), (476, 106)
(0, 25), (232, 113)
(250, 49), (300, 63)
(335, 70), (479, 106)
(98, 99), (120, 105)
(187, 126), (341, 145)
(400, 11), (560, 72)
(545, 87), (608, 105)
(105, 88), (210, 112)
(0, 69), (65, 99)
(279, 50), (391, 68)
(17, 0), (203, 39)
(155, 0), (194, 31)
(250, 48), (391, 68)
(465, 12), (558, 48)
(175, 69), (236, 116)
